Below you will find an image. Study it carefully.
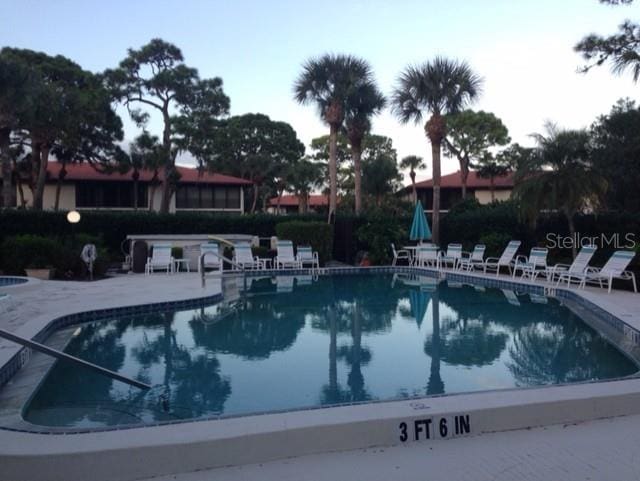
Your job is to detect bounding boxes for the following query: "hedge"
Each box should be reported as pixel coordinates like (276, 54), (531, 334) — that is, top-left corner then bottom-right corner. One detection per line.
(0, 210), (323, 260)
(1, 206), (638, 270)
(275, 221), (333, 265)
(1, 233), (109, 278)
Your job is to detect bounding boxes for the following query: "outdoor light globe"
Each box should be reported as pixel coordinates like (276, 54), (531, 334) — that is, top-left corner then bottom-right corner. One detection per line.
(67, 210), (81, 224)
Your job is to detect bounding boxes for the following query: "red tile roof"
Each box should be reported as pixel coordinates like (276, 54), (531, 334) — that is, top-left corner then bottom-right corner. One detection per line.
(412, 170), (515, 189)
(268, 194), (330, 207)
(45, 162), (252, 185)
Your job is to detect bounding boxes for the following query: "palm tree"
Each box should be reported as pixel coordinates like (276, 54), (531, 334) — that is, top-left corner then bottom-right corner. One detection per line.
(345, 82), (386, 215)
(391, 57), (482, 243)
(400, 155), (426, 205)
(513, 125), (608, 258)
(294, 54), (376, 223)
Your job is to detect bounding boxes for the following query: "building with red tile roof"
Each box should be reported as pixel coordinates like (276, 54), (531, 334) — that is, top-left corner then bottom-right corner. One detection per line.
(6, 161), (252, 212)
(402, 170), (515, 211)
(267, 194), (331, 214)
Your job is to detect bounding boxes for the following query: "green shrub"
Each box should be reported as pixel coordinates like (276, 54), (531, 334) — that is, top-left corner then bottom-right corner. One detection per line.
(0, 234), (109, 278)
(357, 211), (407, 265)
(275, 221), (333, 265)
(1, 235), (63, 274)
(478, 232), (512, 258)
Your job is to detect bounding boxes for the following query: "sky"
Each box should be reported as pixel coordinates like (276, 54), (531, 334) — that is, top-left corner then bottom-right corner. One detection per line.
(2, 0), (640, 184)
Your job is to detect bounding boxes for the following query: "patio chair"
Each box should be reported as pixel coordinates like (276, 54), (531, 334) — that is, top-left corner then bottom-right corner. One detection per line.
(439, 243), (463, 269)
(415, 245), (439, 268)
(198, 243), (222, 274)
(275, 240), (301, 269)
(551, 245), (597, 286)
(483, 241), (521, 276)
(391, 243), (411, 266)
(233, 242), (264, 270)
(512, 247), (549, 281)
(296, 246), (320, 271)
(458, 244), (486, 271)
(579, 250), (637, 293)
(145, 244), (173, 275)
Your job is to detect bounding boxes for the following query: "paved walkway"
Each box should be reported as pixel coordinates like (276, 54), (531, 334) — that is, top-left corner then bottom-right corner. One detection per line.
(145, 414), (640, 481)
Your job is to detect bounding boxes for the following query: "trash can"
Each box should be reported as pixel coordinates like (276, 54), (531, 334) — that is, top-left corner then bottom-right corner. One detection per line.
(132, 241), (148, 273)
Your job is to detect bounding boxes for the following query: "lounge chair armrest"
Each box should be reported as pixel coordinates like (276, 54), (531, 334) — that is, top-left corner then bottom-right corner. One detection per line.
(484, 257), (500, 263)
(552, 263), (571, 271)
(514, 255), (527, 264)
(585, 266), (600, 274)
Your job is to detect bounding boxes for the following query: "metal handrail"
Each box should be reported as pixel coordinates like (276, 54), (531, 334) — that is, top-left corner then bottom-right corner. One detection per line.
(0, 328), (151, 390)
(199, 250), (247, 289)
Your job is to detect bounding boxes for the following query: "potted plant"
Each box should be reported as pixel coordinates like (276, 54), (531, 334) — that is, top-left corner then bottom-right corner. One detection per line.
(25, 257), (55, 280)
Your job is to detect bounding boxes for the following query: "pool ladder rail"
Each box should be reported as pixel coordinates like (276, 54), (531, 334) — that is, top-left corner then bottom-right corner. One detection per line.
(0, 328), (151, 390)
(199, 250), (248, 291)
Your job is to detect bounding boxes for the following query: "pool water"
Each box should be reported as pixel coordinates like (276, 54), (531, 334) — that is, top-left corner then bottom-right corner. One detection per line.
(23, 274), (637, 428)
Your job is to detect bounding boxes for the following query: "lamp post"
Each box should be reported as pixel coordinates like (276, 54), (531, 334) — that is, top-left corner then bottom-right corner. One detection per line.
(66, 210), (81, 248)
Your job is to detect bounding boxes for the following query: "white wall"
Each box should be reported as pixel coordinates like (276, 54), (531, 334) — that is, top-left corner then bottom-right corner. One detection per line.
(474, 189), (512, 204)
(19, 184), (76, 210)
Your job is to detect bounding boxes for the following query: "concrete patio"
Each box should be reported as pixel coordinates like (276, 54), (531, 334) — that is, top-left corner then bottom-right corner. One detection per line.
(1, 268), (640, 481)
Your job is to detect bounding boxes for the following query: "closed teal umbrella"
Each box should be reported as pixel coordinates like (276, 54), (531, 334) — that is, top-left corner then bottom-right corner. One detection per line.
(409, 289), (430, 328)
(410, 200), (431, 241)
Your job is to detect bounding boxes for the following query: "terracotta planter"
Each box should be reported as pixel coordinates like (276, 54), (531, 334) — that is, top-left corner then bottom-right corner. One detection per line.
(25, 268), (54, 280)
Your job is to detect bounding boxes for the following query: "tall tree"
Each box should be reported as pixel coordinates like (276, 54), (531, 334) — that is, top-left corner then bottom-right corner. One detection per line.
(117, 132), (164, 211)
(104, 39), (229, 213)
(199, 113), (305, 213)
(361, 147), (402, 207)
(1, 48), (124, 210)
(575, 1), (640, 81)
(399, 155), (426, 205)
(0, 54), (32, 208)
(444, 110), (510, 199)
(294, 54), (377, 223)
(476, 152), (511, 202)
(392, 57), (482, 243)
(344, 80), (386, 214)
(513, 126), (608, 258)
(287, 158), (324, 213)
(591, 98), (640, 211)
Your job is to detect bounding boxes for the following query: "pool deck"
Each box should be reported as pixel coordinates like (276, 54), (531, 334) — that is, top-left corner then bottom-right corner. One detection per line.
(2, 268), (640, 480)
(145, 413), (640, 481)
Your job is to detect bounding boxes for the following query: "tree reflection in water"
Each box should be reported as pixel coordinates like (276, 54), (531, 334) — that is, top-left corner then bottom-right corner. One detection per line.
(23, 274), (638, 429)
(507, 310), (637, 385)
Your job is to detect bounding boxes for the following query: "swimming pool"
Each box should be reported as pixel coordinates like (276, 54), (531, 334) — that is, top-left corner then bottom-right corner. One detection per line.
(22, 273), (637, 429)
(0, 276), (28, 287)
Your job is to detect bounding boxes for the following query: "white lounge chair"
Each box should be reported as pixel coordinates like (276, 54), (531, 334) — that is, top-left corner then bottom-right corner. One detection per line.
(273, 275), (295, 292)
(415, 245), (439, 268)
(483, 241), (521, 276)
(233, 242), (264, 270)
(458, 244), (486, 271)
(296, 246), (319, 271)
(502, 289), (521, 306)
(439, 243), (462, 269)
(198, 243), (222, 273)
(551, 245), (597, 286)
(391, 243), (411, 266)
(275, 240), (301, 269)
(145, 244), (173, 275)
(512, 247), (549, 281)
(579, 250), (637, 293)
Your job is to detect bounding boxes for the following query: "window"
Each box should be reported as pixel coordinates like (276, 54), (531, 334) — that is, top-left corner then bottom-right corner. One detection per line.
(176, 184), (242, 209)
(76, 181), (147, 208)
